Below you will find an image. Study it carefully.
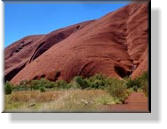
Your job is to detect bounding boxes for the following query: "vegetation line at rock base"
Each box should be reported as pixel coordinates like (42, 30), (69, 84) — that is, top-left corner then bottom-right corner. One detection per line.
(5, 72), (148, 101)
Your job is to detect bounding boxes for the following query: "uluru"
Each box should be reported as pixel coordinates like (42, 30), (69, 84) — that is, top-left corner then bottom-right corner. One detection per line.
(5, 3), (149, 84)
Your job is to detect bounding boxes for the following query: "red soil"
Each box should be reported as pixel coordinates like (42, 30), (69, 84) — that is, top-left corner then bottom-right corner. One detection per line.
(102, 92), (148, 112)
(4, 3), (149, 84)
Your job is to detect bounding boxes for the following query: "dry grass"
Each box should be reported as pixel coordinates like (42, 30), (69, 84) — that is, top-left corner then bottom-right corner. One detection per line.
(4, 89), (115, 112)
(10, 90), (63, 102)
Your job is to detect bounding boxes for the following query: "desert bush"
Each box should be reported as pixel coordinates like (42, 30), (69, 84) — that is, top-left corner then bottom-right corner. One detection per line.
(86, 74), (109, 89)
(72, 76), (89, 89)
(11, 78), (69, 91)
(54, 80), (69, 89)
(13, 80), (31, 91)
(126, 78), (141, 91)
(139, 72), (148, 80)
(67, 81), (81, 89)
(68, 74), (110, 89)
(138, 72), (148, 96)
(125, 72), (148, 92)
(30, 79), (44, 90)
(30, 78), (55, 90)
(5, 81), (13, 94)
(89, 74), (106, 81)
(143, 83), (148, 96)
(40, 87), (46, 92)
(106, 79), (128, 102)
(13, 86), (30, 91)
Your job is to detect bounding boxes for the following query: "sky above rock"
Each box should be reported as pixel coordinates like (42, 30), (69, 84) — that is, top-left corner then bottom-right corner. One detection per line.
(5, 2), (129, 47)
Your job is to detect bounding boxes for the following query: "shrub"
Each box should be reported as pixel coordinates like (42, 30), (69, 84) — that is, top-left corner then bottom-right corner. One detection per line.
(138, 72), (148, 96)
(69, 74), (109, 89)
(87, 74), (109, 89)
(45, 81), (56, 89)
(138, 72), (148, 80)
(40, 87), (46, 92)
(72, 76), (89, 89)
(89, 74), (106, 81)
(54, 80), (69, 89)
(125, 72), (148, 92)
(67, 81), (81, 89)
(30, 79), (44, 90)
(11, 78), (69, 91)
(13, 80), (31, 91)
(126, 78), (141, 91)
(30, 78), (53, 90)
(106, 79), (128, 102)
(20, 80), (30, 86)
(5, 81), (13, 94)
(13, 85), (29, 91)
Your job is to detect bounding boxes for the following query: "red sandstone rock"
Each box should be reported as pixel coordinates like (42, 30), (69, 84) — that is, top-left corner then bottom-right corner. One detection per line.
(5, 21), (94, 81)
(4, 3), (149, 84)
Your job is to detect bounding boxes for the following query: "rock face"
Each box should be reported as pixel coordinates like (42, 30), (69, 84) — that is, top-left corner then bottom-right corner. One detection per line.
(5, 21), (94, 81)
(4, 3), (149, 84)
